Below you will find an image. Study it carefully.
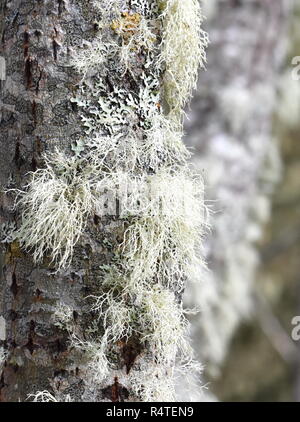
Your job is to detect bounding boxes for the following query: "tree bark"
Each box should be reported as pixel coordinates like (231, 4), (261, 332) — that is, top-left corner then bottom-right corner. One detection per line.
(0, 0), (102, 403)
(0, 0), (207, 402)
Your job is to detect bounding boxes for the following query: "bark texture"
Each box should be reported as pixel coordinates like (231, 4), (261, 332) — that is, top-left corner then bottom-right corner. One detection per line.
(0, 0), (103, 403)
(0, 0), (207, 402)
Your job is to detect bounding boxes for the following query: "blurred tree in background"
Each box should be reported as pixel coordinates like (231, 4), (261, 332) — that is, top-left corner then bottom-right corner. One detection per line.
(184, 0), (300, 401)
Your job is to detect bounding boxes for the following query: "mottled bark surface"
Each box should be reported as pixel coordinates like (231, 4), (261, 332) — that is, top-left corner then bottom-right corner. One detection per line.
(0, 0), (131, 402)
(0, 0), (206, 403)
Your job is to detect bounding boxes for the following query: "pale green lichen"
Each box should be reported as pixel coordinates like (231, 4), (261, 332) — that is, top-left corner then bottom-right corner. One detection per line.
(71, 38), (111, 78)
(159, 0), (208, 118)
(70, 334), (110, 385)
(27, 390), (72, 402)
(28, 391), (58, 402)
(16, 0), (208, 402)
(52, 302), (74, 330)
(13, 151), (97, 269)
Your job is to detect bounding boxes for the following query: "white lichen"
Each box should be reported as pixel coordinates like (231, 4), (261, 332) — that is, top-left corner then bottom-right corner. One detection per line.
(159, 0), (208, 117)
(27, 391), (58, 402)
(17, 0), (208, 402)
(52, 302), (74, 330)
(28, 390), (72, 402)
(89, 292), (134, 342)
(71, 38), (111, 78)
(13, 151), (96, 269)
(70, 334), (110, 385)
(115, 168), (207, 296)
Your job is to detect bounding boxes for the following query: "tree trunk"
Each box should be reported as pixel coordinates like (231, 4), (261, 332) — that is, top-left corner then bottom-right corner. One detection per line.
(0, 0), (101, 403)
(0, 0), (207, 402)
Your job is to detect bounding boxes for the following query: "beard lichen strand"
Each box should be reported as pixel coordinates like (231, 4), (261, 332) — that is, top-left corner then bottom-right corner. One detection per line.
(27, 390), (72, 402)
(13, 151), (98, 270)
(14, 0), (208, 401)
(159, 0), (208, 119)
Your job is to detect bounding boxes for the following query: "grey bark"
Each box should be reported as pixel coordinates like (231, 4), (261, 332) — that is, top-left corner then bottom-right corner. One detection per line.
(0, 0), (140, 402)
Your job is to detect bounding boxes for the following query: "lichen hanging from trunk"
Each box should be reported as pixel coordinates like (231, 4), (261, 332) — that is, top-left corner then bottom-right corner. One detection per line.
(5, 0), (208, 402)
